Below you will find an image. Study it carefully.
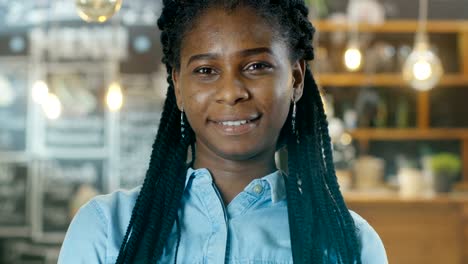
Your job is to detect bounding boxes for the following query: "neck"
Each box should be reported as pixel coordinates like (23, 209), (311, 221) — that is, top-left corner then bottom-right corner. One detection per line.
(193, 144), (277, 205)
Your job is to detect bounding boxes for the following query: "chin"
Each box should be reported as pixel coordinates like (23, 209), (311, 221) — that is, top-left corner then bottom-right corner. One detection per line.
(214, 145), (262, 161)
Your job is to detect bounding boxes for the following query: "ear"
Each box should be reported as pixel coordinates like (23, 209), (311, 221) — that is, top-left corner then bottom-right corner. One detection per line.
(172, 68), (183, 111)
(291, 59), (306, 102)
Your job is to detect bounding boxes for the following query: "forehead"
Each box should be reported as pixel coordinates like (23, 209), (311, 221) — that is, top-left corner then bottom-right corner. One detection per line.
(180, 6), (286, 60)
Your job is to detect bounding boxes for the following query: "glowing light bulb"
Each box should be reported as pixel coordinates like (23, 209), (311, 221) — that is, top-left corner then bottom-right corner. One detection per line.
(106, 82), (123, 111)
(75, 0), (123, 23)
(340, 133), (353, 146)
(344, 46), (362, 71)
(32, 80), (49, 104)
(413, 60), (432, 81)
(403, 41), (443, 91)
(42, 93), (62, 120)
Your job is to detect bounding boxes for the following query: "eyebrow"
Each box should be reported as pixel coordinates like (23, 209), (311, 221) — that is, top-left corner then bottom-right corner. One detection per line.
(186, 47), (274, 67)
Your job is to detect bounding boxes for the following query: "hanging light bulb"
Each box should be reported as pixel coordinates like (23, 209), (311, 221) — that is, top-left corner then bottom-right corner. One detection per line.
(403, 37), (443, 91)
(344, 42), (362, 71)
(343, 14), (362, 72)
(402, 0), (443, 91)
(75, 0), (123, 23)
(32, 80), (49, 104)
(106, 81), (123, 111)
(42, 93), (62, 120)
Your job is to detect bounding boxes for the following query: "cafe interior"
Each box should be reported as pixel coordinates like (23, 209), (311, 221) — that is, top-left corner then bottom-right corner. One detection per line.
(0, 0), (467, 263)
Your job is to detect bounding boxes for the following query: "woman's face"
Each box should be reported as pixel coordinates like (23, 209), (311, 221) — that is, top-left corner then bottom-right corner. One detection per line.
(172, 5), (305, 161)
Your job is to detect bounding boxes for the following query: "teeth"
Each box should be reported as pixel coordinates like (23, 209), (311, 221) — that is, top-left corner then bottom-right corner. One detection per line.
(220, 120), (248, 126)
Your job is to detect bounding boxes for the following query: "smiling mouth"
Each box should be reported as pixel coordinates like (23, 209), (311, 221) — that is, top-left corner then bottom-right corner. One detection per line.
(210, 115), (261, 135)
(217, 119), (253, 126)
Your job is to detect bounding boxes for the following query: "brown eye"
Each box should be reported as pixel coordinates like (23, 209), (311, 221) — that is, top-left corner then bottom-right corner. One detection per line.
(194, 67), (217, 75)
(245, 62), (273, 72)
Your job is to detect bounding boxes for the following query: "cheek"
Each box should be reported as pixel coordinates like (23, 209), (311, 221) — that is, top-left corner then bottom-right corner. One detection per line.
(272, 93), (292, 129)
(180, 83), (214, 126)
(263, 79), (293, 127)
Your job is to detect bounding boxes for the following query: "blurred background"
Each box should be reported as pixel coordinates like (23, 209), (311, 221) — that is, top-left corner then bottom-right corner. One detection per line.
(0, 0), (467, 263)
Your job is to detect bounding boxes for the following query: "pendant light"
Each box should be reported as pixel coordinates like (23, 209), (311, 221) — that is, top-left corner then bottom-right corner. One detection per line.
(32, 80), (50, 105)
(76, 0), (123, 23)
(106, 16), (124, 111)
(31, 0), (63, 120)
(42, 92), (62, 120)
(344, 40), (362, 71)
(402, 0), (443, 91)
(106, 81), (123, 111)
(344, 14), (362, 72)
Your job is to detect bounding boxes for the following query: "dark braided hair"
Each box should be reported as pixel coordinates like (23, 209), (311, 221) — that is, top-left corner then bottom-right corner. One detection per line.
(116, 1), (362, 263)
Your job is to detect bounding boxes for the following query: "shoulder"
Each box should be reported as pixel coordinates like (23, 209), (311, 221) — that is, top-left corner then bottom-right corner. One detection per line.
(91, 186), (142, 220)
(349, 210), (388, 264)
(84, 185), (141, 231)
(58, 186), (141, 264)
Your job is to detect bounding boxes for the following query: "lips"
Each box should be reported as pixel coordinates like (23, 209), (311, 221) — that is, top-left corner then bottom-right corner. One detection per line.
(209, 114), (261, 136)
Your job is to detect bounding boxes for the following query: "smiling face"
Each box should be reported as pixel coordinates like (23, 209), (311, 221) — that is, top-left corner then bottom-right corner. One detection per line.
(172, 5), (305, 162)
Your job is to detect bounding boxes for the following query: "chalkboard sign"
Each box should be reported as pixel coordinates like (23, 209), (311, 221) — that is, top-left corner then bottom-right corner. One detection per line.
(118, 75), (163, 189)
(39, 62), (112, 155)
(0, 58), (29, 153)
(32, 158), (104, 242)
(0, 162), (30, 237)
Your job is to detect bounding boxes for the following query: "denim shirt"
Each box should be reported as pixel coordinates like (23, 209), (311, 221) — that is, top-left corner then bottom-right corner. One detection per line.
(58, 168), (387, 264)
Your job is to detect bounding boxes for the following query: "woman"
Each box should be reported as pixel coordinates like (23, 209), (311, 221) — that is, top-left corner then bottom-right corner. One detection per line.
(59, 1), (387, 263)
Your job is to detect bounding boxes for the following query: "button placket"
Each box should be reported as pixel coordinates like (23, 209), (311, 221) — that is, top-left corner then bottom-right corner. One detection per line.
(191, 172), (228, 264)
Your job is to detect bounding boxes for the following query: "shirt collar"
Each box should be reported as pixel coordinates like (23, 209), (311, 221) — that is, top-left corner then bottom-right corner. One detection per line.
(185, 167), (287, 203)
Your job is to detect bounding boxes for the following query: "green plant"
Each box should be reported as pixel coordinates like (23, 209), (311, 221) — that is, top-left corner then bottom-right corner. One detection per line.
(305, 0), (329, 18)
(430, 153), (462, 178)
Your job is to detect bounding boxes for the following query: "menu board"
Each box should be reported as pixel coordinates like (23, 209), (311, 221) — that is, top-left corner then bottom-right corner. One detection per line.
(119, 91), (162, 189)
(41, 63), (111, 152)
(0, 58), (29, 152)
(0, 162), (29, 236)
(32, 158), (104, 240)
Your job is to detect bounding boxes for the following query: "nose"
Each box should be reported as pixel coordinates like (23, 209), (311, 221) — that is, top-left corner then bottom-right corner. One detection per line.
(215, 73), (250, 106)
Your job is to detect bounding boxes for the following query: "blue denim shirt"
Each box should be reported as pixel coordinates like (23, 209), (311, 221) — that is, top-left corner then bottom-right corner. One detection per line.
(58, 168), (387, 263)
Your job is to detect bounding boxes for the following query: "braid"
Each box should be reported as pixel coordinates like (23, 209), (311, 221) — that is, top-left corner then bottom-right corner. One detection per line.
(116, 1), (362, 263)
(309, 73), (363, 263)
(115, 76), (195, 263)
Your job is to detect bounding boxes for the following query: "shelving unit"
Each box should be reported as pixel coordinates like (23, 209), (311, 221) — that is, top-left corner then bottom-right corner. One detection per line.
(313, 20), (468, 185)
(313, 20), (468, 33)
(316, 73), (468, 87)
(349, 128), (468, 140)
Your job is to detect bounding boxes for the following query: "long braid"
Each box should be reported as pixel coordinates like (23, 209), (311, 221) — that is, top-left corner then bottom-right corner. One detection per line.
(311, 83), (348, 263)
(115, 1), (196, 262)
(285, 141), (307, 262)
(289, 71), (344, 263)
(116, 79), (195, 263)
(115, 80), (183, 263)
(309, 73), (362, 264)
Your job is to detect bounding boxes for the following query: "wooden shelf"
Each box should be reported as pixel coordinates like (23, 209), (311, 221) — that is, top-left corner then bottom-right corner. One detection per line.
(313, 20), (468, 33)
(349, 128), (468, 140)
(344, 192), (468, 204)
(315, 73), (468, 87)
(315, 19), (468, 185)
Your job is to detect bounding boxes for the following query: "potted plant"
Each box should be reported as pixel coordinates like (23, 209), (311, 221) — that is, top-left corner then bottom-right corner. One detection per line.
(429, 153), (461, 193)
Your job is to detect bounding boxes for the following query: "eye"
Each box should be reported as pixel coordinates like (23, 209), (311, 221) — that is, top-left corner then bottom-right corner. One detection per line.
(245, 62), (273, 72)
(194, 67), (217, 75)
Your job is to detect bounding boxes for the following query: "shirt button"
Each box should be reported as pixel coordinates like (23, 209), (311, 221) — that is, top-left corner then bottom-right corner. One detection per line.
(253, 184), (263, 194)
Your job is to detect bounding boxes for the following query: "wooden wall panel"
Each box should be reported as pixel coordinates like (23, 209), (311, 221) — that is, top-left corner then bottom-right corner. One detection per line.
(347, 200), (466, 264)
